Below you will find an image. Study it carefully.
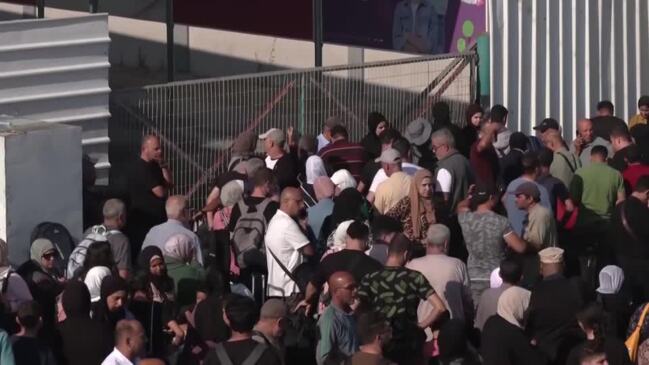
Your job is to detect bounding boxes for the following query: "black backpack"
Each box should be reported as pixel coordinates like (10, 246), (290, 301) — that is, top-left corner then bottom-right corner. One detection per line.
(30, 222), (76, 269)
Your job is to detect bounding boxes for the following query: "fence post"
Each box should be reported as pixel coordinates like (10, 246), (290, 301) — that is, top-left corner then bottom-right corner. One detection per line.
(299, 74), (306, 134)
(36, 0), (44, 17)
(312, 0), (323, 67)
(166, 0), (175, 82)
(89, 0), (98, 13)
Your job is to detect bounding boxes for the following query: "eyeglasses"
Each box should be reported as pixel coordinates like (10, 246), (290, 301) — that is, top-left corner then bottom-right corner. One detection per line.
(339, 283), (357, 291)
(42, 252), (58, 260)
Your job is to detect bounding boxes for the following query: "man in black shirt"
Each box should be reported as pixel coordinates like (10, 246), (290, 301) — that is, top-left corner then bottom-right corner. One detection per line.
(297, 221), (382, 315)
(11, 301), (56, 365)
(204, 294), (281, 365)
(227, 168), (279, 233)
(612, 175), (649, 303)
(591, 100), (629, 142)
(259, 128), (299, 190)
(609, 126), (634, 171)
(126, 134), (173, 256)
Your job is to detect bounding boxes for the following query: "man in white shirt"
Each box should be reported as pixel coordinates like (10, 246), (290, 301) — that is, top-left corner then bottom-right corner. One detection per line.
(265, 187), (315, 298)
(142, 195), (203, 265)
(102, 320), (145, 365)
(317, 116), (341, 152)
(406, 224), (473, 324)
(367, 138), (421, 202)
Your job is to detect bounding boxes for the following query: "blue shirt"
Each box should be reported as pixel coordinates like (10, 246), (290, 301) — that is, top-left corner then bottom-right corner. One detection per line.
(316, 304), (359, 365)
(0, 330), (15, 365)
(308, 199), (334, 238)
(504, 177), (553, 236)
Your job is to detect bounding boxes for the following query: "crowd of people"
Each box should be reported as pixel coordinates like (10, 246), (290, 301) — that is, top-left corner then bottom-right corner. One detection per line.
(2, 96), (649, 365)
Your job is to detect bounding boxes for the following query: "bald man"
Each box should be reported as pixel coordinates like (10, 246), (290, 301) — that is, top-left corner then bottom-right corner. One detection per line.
(265, 187), (314, 298)
(127, 134), (174, 256)
(142, 195), (203, 264)
(316, 271), (359, 365)
(570, 119), (613, 167)
(544, 131), (581, 187)
(101, 320), (145, 365)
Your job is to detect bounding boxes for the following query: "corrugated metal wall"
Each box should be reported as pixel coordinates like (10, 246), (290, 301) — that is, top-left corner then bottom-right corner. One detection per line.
(489, 0), (649, 139)
(0, 14), (111, 182)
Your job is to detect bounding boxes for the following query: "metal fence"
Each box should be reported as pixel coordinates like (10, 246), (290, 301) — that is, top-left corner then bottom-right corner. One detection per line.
(110, 51), (478, 209)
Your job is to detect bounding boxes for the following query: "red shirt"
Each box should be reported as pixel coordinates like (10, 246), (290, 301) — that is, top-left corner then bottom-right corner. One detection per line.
(623, 163), (649, 193)
(318, 139), (367, 181)
(470, 141), (500, 187)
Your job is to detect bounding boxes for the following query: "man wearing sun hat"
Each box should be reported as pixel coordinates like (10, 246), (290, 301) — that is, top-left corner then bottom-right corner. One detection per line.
(527, 247), (583, 364)
(259, 128), (299, 190)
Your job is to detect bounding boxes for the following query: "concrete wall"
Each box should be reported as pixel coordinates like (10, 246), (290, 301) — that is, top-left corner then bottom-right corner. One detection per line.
(0, 119), (82, 265)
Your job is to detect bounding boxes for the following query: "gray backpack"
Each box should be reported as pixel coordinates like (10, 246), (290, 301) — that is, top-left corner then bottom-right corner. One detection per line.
(232, 199), (271, 268)
(213, 342), (267, 365)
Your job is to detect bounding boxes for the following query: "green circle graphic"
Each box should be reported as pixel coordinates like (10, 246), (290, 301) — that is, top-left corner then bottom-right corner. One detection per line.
(457, 38), (467, 52)
(462, 20), (475, 38)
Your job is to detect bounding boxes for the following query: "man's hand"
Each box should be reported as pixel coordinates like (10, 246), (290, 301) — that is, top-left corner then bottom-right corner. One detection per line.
(287, 126), (296, 148)
(294, 299), (312, 316)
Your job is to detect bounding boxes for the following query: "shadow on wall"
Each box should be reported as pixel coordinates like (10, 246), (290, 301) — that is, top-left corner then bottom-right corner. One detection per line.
(108, 32), (288, 89)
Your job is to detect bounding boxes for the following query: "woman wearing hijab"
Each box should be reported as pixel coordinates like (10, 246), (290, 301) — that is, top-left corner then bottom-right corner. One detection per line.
(460, 104), (484, 157)
(300, 155), (327, 207)
(83, 266), (112, 303)
(58, 281), (113, 365)
(91, 274), (130, 329)
(163, 234), (205, 309)
(385, 170), (449, 254)
(17, 239), (64, 342)
(0, 239), (32, 313)
(131, 246), (179, 358)
(481, 286), (547, 365)
(596, 265), (634, 338)
(566, 303), (631, 365)
(361, 111), (389, 160)
(330, 169), (357, 196)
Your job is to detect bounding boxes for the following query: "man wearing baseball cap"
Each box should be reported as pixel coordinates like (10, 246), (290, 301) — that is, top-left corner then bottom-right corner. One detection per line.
(533, 118), (560, 135)
(514, 182), (557, 270)
(373, 149), (412, 214)
(259, 128), (299, 190)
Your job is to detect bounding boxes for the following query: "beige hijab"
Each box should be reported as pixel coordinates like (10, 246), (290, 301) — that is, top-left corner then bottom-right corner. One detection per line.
(497, 286), (531, 328)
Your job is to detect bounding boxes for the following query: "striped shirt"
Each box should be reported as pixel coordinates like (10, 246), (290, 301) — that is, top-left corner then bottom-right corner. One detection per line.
(318, 140), (367, 181)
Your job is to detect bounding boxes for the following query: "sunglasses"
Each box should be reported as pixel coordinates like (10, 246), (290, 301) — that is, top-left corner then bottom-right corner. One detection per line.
(42, 252), (58, 260)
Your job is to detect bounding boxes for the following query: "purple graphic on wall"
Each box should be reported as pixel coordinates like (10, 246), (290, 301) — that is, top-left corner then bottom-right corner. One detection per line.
(324, 0), (486, 54)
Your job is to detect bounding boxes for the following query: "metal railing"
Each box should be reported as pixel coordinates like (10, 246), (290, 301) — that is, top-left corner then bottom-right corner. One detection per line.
(109, 51), (478, 209)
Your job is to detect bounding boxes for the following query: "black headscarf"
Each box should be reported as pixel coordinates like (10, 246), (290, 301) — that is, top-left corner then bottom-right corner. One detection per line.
(361, 112), (387, 160)
(62, 281), (91, 318)
(58, 281), (113, 365)
(330, 188), (366, 228)
(137, 246), (174, 297)
(92, 275), (128, 329)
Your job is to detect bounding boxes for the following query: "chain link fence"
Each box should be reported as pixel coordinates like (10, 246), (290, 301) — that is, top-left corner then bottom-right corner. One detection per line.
(110, 51), (478, 209)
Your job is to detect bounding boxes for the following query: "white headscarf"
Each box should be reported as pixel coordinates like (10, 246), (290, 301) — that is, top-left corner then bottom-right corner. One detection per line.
(330, 220), (354, 251)
(84, 266), (111, 302)
(490, 268), (502, 288)
(497, 286), (531, 328)
(306, 156), (327, 184)
(596, 265), (625, 295)
(330, 169), (357, 194)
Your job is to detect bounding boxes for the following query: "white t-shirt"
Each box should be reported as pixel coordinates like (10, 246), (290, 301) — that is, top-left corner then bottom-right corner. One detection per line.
(369, 162), (422, 193)
(265, 155), (279, 170)
(436, 168), (452, 193)
(101, 348), (134, 365)
(317, 134), (330, 152)
(265, 209), (310, 297)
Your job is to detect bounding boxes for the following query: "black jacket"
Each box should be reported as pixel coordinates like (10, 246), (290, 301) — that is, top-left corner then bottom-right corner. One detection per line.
(526, 274), (584, 364)
(481, 315), (547, 365)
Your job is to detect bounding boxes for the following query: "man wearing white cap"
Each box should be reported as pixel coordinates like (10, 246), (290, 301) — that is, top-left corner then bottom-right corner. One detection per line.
(373, 149), (412, 214)
(527, 247), (584, 365)
(259, 128), (299, 190)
